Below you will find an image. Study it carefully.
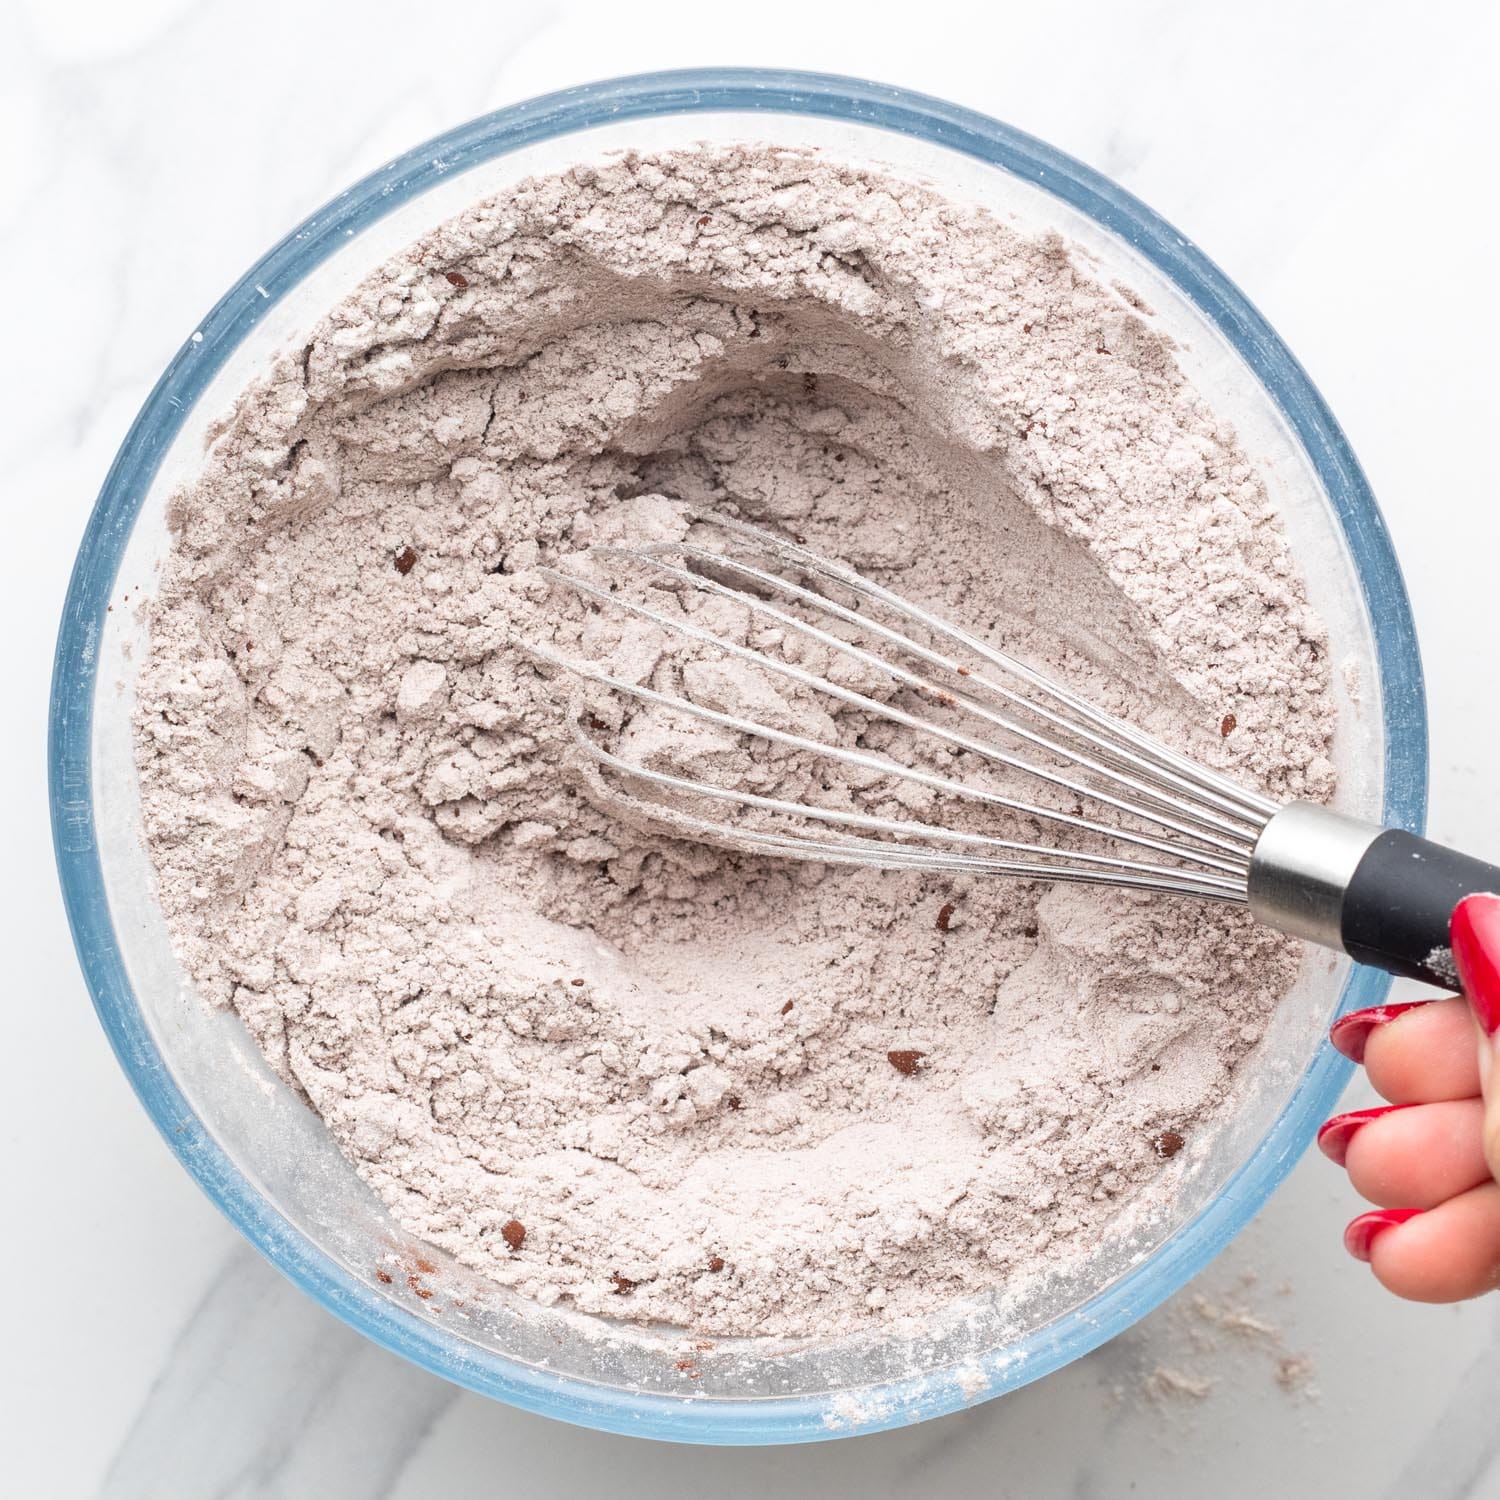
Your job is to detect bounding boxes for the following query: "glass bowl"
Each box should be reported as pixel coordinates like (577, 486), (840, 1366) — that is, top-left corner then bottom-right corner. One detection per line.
(50, 69), (1426, 1443)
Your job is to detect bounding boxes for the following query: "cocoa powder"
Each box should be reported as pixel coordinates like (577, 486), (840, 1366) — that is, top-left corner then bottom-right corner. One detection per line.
(134, 145), (1334, 1339)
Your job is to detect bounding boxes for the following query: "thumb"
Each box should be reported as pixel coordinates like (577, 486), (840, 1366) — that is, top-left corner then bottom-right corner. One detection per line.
(1452, 893), (1500, 1183)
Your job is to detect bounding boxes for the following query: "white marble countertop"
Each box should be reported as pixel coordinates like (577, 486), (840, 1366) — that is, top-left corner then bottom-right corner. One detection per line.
(7, 1), (1500, 1494)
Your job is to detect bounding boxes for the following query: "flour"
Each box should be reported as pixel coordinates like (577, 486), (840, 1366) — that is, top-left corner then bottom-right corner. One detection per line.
(135, 145), (1334, 1339)
(1112, 1265), (1319, 1411)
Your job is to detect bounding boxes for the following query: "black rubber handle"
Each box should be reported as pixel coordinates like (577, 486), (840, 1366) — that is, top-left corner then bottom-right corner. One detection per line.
(1341, 830), (1500, 988)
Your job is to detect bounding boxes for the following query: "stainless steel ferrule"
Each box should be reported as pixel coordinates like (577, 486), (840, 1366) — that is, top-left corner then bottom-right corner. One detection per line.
(1247, 802), (1383, 951)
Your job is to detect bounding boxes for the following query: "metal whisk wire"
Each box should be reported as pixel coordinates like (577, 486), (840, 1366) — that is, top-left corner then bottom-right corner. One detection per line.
(528, 515), (1279, 903)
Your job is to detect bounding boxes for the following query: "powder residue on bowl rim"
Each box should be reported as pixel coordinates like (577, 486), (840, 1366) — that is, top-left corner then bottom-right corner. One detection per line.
(134, 144), (1335, 1340)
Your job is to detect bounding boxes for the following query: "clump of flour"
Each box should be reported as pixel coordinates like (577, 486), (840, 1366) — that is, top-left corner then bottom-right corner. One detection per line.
(135, 145), (1334, 1339)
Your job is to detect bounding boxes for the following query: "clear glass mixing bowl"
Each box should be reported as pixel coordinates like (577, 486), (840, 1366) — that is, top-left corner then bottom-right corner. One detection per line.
(49, 69), (1426, 1443)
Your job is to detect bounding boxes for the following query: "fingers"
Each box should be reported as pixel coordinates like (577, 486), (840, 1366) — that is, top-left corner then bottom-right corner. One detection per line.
(1322, 900), (1500, 1304)
(1329, 1098), (1490, 1208)
(1452, 893), (1500, 1186)
(1353, 999), (1480, 1103)
(1355, 1182), (1500, 1303)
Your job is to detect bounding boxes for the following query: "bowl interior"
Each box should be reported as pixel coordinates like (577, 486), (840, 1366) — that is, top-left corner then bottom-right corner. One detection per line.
(60, 80), (1417, 1442)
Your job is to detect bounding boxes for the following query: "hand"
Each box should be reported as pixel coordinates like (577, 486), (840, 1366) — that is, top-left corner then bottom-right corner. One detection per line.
(1319, 892), (1500, 1300)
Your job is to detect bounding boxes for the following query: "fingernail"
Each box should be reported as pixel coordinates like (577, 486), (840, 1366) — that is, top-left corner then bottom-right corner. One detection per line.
(1344, 1207), (1423, 1262)
(1316, 1103), (1414, 1167)
(1329, 1001), (1430, 1063)
(1452, 893), (1500, 1035)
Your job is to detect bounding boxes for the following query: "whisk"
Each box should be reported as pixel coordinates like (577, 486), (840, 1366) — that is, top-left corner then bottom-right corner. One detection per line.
(530, 513), (1498, 991)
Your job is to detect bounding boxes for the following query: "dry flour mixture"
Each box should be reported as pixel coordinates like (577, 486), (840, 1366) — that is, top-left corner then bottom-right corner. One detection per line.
(136, 146), (1336, 1338)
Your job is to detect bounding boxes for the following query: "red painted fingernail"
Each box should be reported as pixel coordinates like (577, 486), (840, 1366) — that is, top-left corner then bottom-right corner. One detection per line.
(1316, 1103), (1415, 1166)
(1329, 1001), (1430, 1063)
(1344, 1207), (1423, 1262)
(1452, 893), (1500, 1035)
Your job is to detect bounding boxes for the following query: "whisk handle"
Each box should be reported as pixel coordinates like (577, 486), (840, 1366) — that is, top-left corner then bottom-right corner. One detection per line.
(1249, 804), (1500, 990)
(1340, 831), (1500, 988)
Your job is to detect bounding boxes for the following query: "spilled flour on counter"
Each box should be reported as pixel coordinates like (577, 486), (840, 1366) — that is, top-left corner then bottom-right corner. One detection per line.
(136, 145), (1335, 1339)
(1106, 1254), (1319, 1418)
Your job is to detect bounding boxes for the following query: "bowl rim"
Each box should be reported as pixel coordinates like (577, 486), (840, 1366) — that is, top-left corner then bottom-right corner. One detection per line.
(49, 66), (1427, 1444)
